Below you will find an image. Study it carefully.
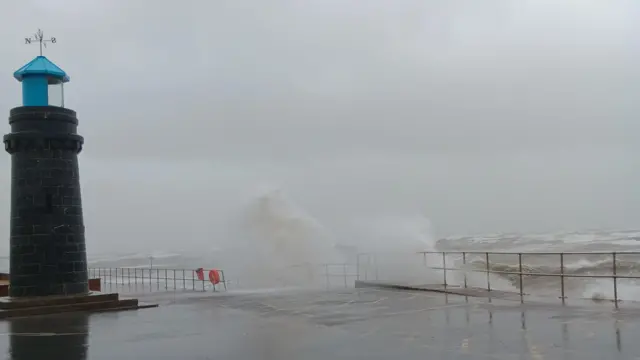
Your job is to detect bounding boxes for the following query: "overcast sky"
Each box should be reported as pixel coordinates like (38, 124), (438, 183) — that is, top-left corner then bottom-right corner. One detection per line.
(0, 0), (639, 254)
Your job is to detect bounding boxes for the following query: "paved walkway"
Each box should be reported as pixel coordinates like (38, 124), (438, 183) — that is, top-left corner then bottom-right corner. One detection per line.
(0, 288), (638, 359)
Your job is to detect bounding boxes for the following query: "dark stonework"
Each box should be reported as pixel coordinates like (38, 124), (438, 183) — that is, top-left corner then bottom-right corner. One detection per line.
(4, 106), (88, 297)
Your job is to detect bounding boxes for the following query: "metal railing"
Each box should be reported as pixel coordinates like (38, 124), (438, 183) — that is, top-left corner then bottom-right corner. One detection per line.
(322, 263), (359, 289)
(356, 251), (640, 308)
(89, 251), (640, 307)
(89, 267), (228, 293)
(89, 264), (358, 293)
(285, 263), (359, 289)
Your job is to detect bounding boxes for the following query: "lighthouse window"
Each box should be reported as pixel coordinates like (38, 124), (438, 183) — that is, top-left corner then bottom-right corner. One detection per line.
(48, 82), (64, 107)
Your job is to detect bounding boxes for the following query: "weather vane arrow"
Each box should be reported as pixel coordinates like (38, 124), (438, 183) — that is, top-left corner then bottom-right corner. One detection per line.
(24, 29), (56, 56)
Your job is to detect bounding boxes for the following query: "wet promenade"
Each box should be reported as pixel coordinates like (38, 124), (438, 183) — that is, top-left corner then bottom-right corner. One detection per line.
(0, 287), (638, 359)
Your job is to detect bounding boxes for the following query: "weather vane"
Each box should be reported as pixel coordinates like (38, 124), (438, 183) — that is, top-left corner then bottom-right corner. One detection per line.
(24, 29), (56, 56)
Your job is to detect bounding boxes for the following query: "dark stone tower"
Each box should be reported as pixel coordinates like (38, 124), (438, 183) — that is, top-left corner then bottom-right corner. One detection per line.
(4, 56), (88, 297)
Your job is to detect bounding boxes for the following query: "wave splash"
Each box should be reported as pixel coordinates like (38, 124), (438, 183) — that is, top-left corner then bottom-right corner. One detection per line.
(244, 188), (333, 287)
(83, 186), (640, 301)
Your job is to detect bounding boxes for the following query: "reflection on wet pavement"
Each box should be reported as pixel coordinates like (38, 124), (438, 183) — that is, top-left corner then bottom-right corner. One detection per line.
(0, 288), (637, 359)
(7, 314), (89, 360)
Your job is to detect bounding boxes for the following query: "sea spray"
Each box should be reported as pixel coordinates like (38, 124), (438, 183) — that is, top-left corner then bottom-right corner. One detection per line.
(83, 181), (640, 300)
(236, 187), (341, 288)
(345, 214), (440, 284)
(233, 188), (451, 288)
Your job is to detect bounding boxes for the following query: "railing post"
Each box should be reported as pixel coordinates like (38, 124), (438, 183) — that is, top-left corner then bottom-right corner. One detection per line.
(134, 268), (137, 287)
(127, 268), (131, 288)
(442, 252), (447, 288)
(173, 269), (176, 290)
(374, 254), (379, 281)
(343, 263), (348, 288)
(364, 255), (369, 281)
(219, 270), (227, 291)
(462, 252), (467, 289)
(613, 252), (618, 308)
(182, 269), (186, 290)
(156, 269), (160, 290)
(485, 252), (491, 292)
(356, 254), (360, 281)
(560, 253), (565, 304)
(164, 269), (168, 290)
(149, 268), (152, 291)
(192, 270), (195, 290)
(518, 253), (523, 302)
(325, 264), (330, 289)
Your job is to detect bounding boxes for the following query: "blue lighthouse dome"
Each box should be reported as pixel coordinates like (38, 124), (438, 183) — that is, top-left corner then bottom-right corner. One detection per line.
(13, 56), (69, 107)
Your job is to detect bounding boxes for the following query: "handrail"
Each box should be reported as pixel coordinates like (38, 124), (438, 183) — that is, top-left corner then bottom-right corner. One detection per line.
(88, 264), (361, 292)
(88, 266), (228, 293)
(425, 266), (640, 279)
(357, 251), (640, 308)
(88, 251), (640, 308)
(417, 251), (640, 255)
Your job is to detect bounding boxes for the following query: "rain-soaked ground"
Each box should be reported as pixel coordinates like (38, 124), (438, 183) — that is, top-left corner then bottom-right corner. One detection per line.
(0, 287), (638, 359)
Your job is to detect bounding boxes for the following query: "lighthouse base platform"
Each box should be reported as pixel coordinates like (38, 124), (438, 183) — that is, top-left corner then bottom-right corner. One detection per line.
(0, 292), (157, 320)
(0, 274), (103, 297)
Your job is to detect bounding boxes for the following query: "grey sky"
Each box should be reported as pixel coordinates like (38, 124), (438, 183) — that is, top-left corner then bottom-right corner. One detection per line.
(0, 0), (639, 254)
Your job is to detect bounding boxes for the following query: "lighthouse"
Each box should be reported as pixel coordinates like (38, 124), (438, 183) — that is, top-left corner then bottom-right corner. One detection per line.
(0, 30), (153, 319)
(3, 41), (88, 297)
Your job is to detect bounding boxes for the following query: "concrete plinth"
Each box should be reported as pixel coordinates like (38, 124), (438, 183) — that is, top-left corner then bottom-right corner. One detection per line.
(0, 292), (156, 319)
(0, 277), (102, 297)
